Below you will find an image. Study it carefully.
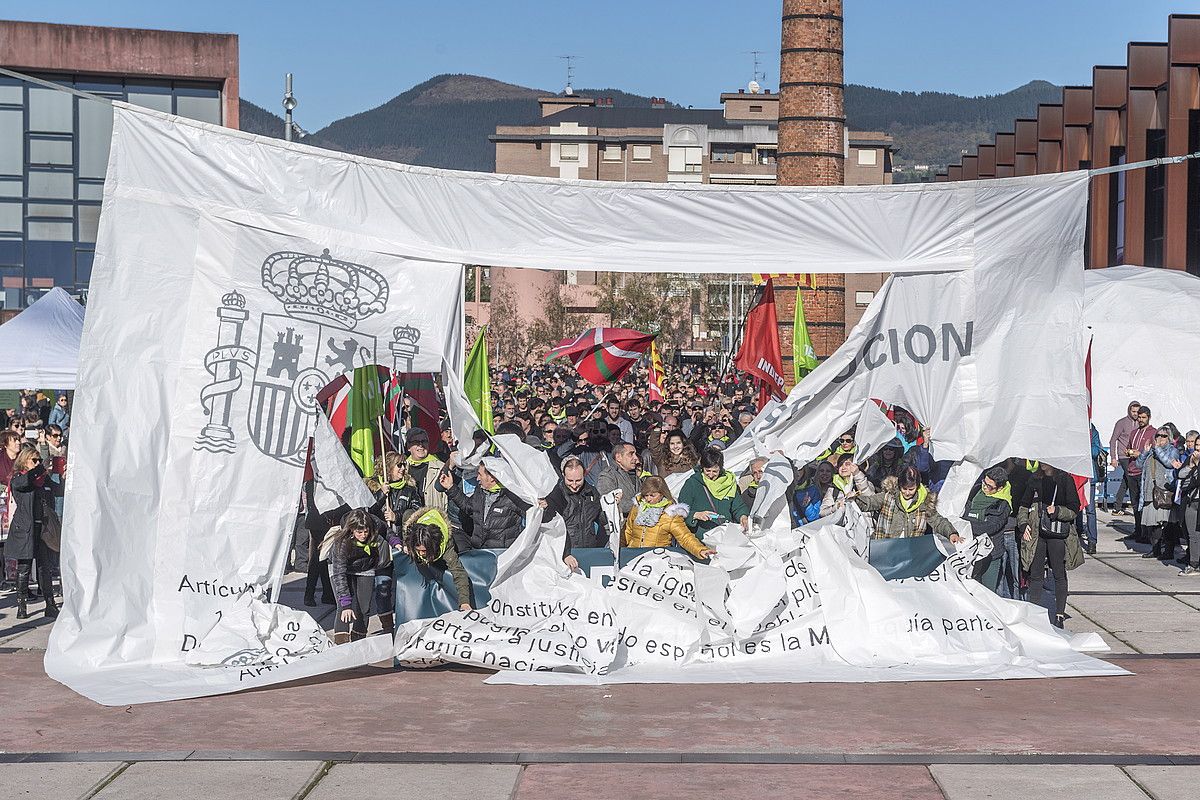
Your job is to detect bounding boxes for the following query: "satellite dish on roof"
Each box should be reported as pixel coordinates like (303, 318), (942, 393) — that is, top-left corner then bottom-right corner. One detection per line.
(748, 80), (761, 94)
(564, 84), (574, 96)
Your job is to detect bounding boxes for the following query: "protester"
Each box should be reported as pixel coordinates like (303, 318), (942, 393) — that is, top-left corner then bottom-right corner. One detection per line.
(371, 452), (423, 545)
(854, 466), (956, 540)
(544, 456), (606, 550)
(1121, 405), (1156, 542)
(1017, 463), (1082, 628)
(327, 508), (392, 643)
(820, 453), (872, 517)
(1176, 439), (1200, 576)
(739, 457), (768, 509)
(789, 463), (824, 525)
(440, 462), (531, 550)
(1136, 426), (1182, 561)
(621, 476), (714, 560)
(679, 447), (750, 538)
(964, 467), (1015, 585)
(402, 506), (472, 611)
(48, 394), (70, 438)
(404, 428), (448, 513)
(8, 444), (58, 619)
(651, 429), (698, 479)
(865, 442), (904, 487)
(595, 442), (643, 520)
(1107, 401), (1141, 514)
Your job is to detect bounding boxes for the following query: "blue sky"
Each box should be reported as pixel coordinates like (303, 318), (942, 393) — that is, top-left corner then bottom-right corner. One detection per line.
(15, 1), (1193, 128)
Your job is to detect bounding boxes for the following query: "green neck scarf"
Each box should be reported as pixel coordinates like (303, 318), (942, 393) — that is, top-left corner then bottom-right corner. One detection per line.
(702, 469), (737, 501)
(984, 481), (1013, 508)
(638, 496), (670, 511)
(408, 454), (438, 467)
(353, 538), (374, 557)
(480, 481), (502, 494)
(412, 508), (449, 562)
(832, 474), (852, 493)
(1025, 460), (1039, 472)
(388, 479), (411, 491)
(898, 484), (928, 514)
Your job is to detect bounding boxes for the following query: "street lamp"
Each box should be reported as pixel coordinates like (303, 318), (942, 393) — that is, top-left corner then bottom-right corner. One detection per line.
(283, 73), (298, 142)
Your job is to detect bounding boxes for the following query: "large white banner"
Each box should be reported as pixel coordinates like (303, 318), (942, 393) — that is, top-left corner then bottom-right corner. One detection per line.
(48, 105), (1101, 704)
(1085, 264), (1200, 436)
(395, 506), (1125, 684)
(725, 171), (1093, 516)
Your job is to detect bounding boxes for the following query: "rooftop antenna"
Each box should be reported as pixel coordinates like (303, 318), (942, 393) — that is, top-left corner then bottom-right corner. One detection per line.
(557, 54), (579, 95)
(746, 50), (767, 92)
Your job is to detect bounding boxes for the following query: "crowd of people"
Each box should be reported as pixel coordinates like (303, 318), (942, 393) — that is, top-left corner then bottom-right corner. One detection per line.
(0, 390), (70, 620)
(297, 363), (1198, 637)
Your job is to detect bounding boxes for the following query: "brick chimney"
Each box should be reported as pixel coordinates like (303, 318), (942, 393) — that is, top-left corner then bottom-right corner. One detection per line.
(777, 0), (846, 370)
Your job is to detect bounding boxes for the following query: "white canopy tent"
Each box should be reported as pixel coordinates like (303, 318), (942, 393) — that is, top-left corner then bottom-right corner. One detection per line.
(1084, 265), (1200, 438)
(0, 287), (84, 390)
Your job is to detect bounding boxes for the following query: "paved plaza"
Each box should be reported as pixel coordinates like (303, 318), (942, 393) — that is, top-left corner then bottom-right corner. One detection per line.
(2, 510), (1198, 799)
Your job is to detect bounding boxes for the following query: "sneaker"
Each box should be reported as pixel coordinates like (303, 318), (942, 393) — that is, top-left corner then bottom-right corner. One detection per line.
(1180, 566), (1199, 577)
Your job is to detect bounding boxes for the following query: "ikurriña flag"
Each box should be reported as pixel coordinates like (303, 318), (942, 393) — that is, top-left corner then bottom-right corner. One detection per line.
(734, 278), (786, 409)
(546, 327), (655, 385)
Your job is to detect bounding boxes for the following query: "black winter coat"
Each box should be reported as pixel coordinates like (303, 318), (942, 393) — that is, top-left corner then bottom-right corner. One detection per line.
(446, 482), (531, 550)
(7, 466), (47, 560)
(544, 480), (605, 551)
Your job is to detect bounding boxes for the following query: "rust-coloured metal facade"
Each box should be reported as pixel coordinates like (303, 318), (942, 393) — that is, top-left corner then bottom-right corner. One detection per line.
(937, 14), (1200, 275)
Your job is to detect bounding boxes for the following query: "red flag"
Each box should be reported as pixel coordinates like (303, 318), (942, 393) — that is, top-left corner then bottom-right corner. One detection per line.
(734, 279), (786, 410)
(546, 327), (655, 385)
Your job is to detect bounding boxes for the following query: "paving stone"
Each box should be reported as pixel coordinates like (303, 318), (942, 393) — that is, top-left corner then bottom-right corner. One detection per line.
(1117, 630), (1200, 654)
(1126, 765), (1200, 798)
(306, 763), (521, 800)
(96, 760), (322, 800)
(0, 762), (123, 798)
(516, 764), (945, 800)
(929, 764), (1147, 800)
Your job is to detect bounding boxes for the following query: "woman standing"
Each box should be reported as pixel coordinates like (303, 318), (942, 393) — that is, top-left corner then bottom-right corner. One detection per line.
(371, 452), (423, 546)
(8, 445), (57, 619)
(651, 430), (698, 479)
(1136, 427), (1182, 562)
(819, 453), (872, 517)
(1017, 463), (1082, 629)
(678, 447), (750, 539)
(1176, 438), (1200, 576)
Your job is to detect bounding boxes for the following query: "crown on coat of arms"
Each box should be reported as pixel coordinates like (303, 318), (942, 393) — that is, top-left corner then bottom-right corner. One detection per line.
(260, 249), (388, 330)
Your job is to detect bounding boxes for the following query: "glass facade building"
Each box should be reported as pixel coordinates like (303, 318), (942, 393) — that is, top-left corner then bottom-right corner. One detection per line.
(0, 74), (223, 308)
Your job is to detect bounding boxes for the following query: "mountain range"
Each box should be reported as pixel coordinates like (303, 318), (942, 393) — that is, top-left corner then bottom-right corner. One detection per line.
(239, 74), (1065, 173)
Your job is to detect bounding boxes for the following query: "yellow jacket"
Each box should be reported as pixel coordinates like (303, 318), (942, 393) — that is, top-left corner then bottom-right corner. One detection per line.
(622, 501), (709, 560)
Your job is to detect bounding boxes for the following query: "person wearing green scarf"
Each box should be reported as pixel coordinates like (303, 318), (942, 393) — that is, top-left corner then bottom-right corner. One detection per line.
(854, 466), (957, 540)
(328, 508), (393, 645)
(401, 506), (473, 611)
(678, 447), (750, 538)
(819, 453), (873, 518)
(404, 427), (447, 514)
(964, 466), (1017, 586)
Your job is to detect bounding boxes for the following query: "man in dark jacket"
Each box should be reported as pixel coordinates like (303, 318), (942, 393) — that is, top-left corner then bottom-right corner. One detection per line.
(964, 466), (1015, 582)
(595, 442), (642, 519)
(544, 456), (606, 551)
(440, 462), (531, 550)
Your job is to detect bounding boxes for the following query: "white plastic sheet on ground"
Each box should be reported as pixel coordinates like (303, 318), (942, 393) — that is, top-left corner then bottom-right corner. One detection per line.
(47, 103), (1108, 705)
(1085, 264), (1200, 435)
(394, 505), (1125, 684)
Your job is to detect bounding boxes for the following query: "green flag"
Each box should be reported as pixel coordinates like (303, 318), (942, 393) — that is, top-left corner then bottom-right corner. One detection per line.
(347, 365), (384, 478)
(464, 328), (494, 434)
(793, 288), (819, 382)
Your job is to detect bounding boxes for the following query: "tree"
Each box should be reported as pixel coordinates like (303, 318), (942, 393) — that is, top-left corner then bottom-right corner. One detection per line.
(594, 272), (692, 361)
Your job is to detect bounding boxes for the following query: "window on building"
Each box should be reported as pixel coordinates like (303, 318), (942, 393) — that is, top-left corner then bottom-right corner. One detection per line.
(668, 146), (703, 173)
(1188, 111), (1200, 275)
(602, 145), (622, 161)
(757, 148), (776, 165)
(1108, 146), (1126, 265)
(1145, 130), (1166, 268)
(0, 73), (223, 304)
(854, 291), (875, 307)
(558, 142), (579, 162)
(749, 105), (763, 113)
(857, 148), (878, 167)
(632, 145), (653, 162)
